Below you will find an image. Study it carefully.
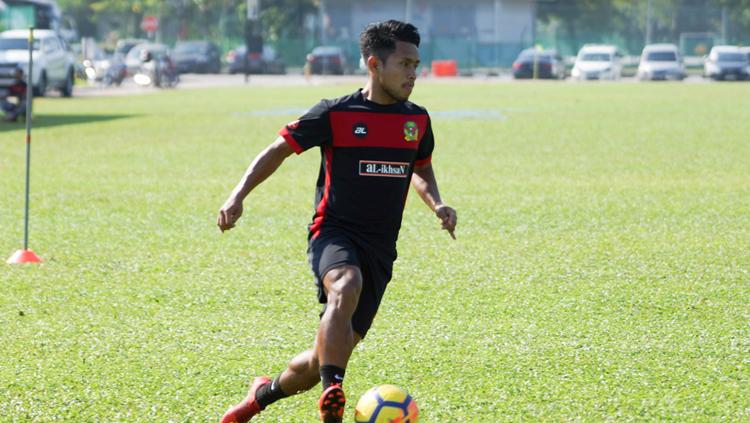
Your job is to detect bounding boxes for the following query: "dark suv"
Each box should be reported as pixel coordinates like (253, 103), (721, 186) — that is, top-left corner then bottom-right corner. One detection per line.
(305, 46), (348, 75)
(512, 48), (566, 79)
(173, 40), (221, 74)
(226, 45), (286, 74)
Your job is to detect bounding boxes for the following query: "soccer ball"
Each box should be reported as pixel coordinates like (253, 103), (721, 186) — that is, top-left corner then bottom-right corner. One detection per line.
(354, 384), (418, 423)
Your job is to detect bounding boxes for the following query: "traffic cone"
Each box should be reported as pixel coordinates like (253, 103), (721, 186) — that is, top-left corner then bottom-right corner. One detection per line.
(7, 249), (42, 264)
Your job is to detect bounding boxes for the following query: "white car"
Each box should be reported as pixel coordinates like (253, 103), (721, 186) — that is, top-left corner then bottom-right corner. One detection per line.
(638, 44), (685, 81)
(571, 45), (623, 81)
(704, 45), (749, 81)
(739, 46), (750, 75)
(0, 29), (77, 97)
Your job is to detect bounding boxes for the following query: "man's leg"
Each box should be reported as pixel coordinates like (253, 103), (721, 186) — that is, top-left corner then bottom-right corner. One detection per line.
(316, 264), (363, 422)
(318, 265), (363, 371)
(264, 265), (364, 398)
(277, 329), (362, 395)
(221, 331), (363, 423)
(223, 238), (364, 423)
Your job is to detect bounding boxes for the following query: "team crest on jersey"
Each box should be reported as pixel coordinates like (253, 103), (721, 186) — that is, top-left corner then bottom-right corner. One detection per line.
(352, 122), (368, 138)
(403, 121), (419, 142)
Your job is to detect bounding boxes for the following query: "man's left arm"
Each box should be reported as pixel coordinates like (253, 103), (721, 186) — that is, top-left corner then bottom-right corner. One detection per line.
(411, 163), (457, 240)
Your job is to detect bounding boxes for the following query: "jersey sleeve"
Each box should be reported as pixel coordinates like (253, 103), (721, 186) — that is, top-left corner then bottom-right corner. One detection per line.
(279, 100), (332, 154)
(415, 116), (434, 167)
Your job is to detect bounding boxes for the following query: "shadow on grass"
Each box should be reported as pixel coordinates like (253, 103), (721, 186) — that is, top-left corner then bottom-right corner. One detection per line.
(0, 114), (137, 132)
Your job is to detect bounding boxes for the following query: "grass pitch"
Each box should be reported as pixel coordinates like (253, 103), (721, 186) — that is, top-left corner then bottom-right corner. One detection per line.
(1, 80), (749, 421)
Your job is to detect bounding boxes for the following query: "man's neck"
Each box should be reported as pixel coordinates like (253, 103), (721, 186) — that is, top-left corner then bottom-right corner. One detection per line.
(362, 80), (397, 105)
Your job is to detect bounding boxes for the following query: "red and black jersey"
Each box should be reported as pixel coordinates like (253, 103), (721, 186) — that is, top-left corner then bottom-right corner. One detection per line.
(9, 80), (26, 96)
(279, 89), (434, 253)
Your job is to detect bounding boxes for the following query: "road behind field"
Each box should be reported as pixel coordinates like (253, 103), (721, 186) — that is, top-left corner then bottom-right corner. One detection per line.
(73, 73), (714, 97)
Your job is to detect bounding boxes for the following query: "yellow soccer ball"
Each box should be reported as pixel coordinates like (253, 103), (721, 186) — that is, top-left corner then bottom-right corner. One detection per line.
(354, 384), (419, 423)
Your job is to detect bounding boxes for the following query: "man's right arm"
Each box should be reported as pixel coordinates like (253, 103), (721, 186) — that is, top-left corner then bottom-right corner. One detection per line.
(217, 136), (295, 232)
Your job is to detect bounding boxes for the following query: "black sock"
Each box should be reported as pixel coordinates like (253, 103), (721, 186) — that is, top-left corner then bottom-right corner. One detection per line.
(319, 365), (346, 389)
(255, 375), (288, 409)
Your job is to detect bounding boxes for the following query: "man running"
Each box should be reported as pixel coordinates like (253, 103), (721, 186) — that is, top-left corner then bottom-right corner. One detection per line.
(218, 19), (457, 423)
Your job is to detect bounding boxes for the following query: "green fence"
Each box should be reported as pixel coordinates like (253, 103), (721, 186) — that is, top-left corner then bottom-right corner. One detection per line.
(263, 36), (527, 71)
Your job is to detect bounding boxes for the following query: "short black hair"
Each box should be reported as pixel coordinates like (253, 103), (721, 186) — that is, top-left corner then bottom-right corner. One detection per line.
(359, 20), (420, 63)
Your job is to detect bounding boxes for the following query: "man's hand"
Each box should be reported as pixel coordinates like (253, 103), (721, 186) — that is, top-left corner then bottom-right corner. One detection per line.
(217, 196), (243, 232)
(435, 204), (457, 240)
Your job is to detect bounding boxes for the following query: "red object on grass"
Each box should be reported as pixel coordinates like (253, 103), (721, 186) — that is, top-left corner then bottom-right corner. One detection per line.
(7, 249), (42, 264)
(432, 60), (458, 76)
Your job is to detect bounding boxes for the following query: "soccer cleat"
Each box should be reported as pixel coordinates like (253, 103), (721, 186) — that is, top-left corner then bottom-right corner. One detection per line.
(318, 384), (346, 423)
(220, 376), (271, 423)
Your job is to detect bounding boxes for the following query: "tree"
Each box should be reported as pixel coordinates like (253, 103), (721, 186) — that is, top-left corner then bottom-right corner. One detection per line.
(538, 0), (750, 54)
(58, 0), (317, 44)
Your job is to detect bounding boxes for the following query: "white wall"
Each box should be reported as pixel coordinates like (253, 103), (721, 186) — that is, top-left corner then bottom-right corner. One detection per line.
(332, 0), (533, 43)
(477, 0), (534, 43)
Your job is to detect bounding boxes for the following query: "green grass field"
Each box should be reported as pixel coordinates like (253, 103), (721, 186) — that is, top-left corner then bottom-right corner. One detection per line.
(2, 80), (749, 422)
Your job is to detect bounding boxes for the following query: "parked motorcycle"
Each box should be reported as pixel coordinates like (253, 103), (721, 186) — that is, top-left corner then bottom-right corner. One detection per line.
(0, 67), (28, 122)
(133, 50), (179, 88)
(103, 56), (127, 86)
(83, 55), (127, 87)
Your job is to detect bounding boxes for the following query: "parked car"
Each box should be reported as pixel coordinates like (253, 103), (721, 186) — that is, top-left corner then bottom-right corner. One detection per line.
(704, 45), (749, 80)
(637, 44), (685, 81)
(571, 44), (623, 80)
(742, 46), (750, 75)
(125, 43), (169, 76)
(226, 45), (286, 74)
(115, 38), (148, 58)
(512, 48), (566, 79)
(0, 29), (77, 97)
(173, 40), (221, 74)
(305, 46), (348, 75)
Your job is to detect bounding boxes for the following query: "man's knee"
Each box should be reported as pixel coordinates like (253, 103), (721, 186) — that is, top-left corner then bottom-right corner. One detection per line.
(323, 265), (363, 307)
(308, 351), (320, 371)
(288, 349), (319, 376)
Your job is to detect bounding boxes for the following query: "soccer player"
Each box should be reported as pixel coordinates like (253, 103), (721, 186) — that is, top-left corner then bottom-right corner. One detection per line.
(217, 20), (457, 423)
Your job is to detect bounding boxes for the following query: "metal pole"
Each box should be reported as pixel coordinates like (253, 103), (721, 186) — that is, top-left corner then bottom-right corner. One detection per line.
(319, 0), (327, 45)
(646, 0), (653, 45)
(23, 27), (34, 250)
(244, 19), (250, 83)
(245, 0), (261, 84)
(531, 0), (537, 47)
(494, 0), (500, 68)
(405, 0), (412, 23)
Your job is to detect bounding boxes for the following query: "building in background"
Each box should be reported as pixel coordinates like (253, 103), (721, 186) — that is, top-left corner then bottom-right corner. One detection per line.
(0, 0), (61, 32)
(320, 0), (535, 69)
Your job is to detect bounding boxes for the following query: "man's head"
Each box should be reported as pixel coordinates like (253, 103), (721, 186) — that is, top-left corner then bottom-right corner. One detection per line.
(360, 20), (421, 102)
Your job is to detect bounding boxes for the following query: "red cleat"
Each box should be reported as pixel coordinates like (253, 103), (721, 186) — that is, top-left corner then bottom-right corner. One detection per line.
(318, 384), (346, 423)
(221, 376), (271, 423)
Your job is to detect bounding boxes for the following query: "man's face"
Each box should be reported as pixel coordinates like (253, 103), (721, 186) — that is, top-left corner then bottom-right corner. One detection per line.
(374, 41), (420, 102)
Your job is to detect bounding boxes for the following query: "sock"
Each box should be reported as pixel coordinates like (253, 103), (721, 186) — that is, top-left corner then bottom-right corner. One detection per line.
(320, 365), (346, 389)
(255, 375), (289, 409)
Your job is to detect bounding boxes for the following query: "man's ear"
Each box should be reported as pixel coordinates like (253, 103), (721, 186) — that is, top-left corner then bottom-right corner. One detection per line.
(367, 55), (380, 73)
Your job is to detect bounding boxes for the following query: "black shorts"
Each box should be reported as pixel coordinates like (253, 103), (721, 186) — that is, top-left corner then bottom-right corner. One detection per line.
(307, 231), (394, 338)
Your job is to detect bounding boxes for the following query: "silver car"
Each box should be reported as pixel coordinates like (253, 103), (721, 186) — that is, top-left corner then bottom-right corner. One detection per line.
(704, 45), (749, 81)
(0, 29), (77, 97)
(638, 44), (685, 81)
